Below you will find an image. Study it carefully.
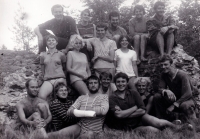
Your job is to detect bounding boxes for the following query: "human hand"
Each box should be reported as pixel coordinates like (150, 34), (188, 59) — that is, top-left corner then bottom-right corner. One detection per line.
(115, 105), (121, 111)
(34, 119), (46, 129)
(169, 25), (179, 30)
(167, 105), (175, 112)
(162, 89), (176, 102)
(91, 56), (98, 63)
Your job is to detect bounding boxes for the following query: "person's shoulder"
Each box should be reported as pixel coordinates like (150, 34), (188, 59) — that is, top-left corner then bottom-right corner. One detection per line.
(129, 17), (136, 23)
(177, 70), (188, 78)
(115, 49), (121, 53)
(64, 16), (75, 21)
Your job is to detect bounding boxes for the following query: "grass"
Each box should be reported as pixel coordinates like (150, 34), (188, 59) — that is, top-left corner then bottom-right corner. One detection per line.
(1, 119), (200, 139)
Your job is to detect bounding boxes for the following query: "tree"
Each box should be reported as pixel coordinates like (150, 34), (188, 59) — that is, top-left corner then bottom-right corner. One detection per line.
(0, 44), (7, 50)
(11, 3), (36, 52)
(82, 0), (126, 23)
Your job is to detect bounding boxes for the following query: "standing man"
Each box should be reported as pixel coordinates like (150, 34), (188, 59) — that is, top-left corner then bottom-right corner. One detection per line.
(86, 23), (117, 78)
(147, 1), (179, 56)
(106, 11), (127, 46)
(34, 4), (77, 54)
(15, 79), (52, 136)
(153, 55), (197, 122)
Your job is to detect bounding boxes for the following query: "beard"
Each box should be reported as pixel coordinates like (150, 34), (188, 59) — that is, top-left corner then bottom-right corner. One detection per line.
(89, 88), (99, 94)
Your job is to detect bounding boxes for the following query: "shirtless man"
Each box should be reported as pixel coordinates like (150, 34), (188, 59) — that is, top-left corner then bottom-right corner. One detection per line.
(16, 79), (52, 132)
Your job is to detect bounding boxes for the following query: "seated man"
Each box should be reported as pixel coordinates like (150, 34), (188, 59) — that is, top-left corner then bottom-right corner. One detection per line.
(48, 75), (109, 138)
(99, 72), (117, 96)
(105, 72), (175, 132)
(106, 11), (127, 46)
(135, 77), (153, 114)
(15, 79), (52, 137)
(34, 4), (77, 54)
(146, 1), (179, 56)
(153, 55), (197, 122)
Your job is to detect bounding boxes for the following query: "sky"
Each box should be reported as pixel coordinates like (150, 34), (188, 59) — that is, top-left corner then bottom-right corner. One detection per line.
(0, 0), (181, 50)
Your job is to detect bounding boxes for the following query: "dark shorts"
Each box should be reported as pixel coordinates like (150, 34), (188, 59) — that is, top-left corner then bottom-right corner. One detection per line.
(148, 30), (177, 52)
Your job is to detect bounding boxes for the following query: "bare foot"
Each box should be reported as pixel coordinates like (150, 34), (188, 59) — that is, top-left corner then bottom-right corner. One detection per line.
(141, 57), (148, 62)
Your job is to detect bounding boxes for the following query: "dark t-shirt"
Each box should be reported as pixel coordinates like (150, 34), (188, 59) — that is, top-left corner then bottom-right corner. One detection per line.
(105, 89), (146, 131)
(39, 16), (76, 39)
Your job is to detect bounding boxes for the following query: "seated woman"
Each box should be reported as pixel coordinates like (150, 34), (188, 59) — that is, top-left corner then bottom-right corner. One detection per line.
(135, 78), (153, 114)
(114, 35), (138, 91)
(129, 5), (148, 62)
(67, 35), (91, 95)
(49, 83), (78, 131)
(39, 35), (66, 100)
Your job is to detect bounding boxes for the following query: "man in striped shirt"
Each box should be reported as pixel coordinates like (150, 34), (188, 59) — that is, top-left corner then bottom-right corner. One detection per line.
(48, 75), (109, 138)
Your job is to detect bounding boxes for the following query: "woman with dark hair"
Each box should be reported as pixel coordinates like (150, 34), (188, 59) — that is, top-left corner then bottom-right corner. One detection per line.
(49, 83), (77, 131)
(114, 35), (138, 90)
(39, 35), (67, 100)
(129, 5), (148, 62)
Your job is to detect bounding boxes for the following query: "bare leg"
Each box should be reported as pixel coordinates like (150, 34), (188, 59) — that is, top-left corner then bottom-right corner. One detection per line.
(146, 96), (153, 114)
(141, 114), (175, 129)
(140, 34), (148, 61)
(166, 33), (174, 55)
(39, 81), (53, 100)
(128, 76), (137, 91)
(156, 32), (164, 57)
(133, 35), (141, 62)
(72, 80), (90, 95)
(48, 124), (81, 139)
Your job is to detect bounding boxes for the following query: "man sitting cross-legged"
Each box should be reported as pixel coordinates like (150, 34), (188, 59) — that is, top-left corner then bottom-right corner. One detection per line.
(15, 79), (52, 138)
(105, 72), (176, 132)
(48, 75), (109, 139)
(153, 55), (197, 123)
(99, 72), (117, 96)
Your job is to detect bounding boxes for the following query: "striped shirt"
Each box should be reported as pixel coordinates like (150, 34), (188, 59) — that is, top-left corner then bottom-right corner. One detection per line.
(50, 98), (77, 131)
(72, 94), (109, 133)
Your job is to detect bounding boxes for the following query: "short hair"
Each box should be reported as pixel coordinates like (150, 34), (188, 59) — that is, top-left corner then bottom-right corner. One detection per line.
(51, 4), (63, 14)
(133, 5), (145, 15)
(114, 72), (129, 84)
(96, 22), (108, 31)
(100, 72), (112, 80)
(108, 11), (120, 20)
(45, 34), (58, 43)
(81, 9), (91, 17)
(135, 78), (149, 87)
(154, 1), (165, 10)
(54, 83), (67, 95)
(69, 34), (84, 48)
(25, 79), (37, 89)
(117, 35), (132, 49)
(159, 54), (173, 64)
(87, 75), (100, 86)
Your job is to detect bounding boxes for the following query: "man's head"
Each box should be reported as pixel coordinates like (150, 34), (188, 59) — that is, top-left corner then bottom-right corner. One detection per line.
(153, 1), (165, 16)
(109, 11), (120, 28)
(80, 9), (91, 22)
(133, 5), (145, 19)
(159, 54), (173, 73)
(51, 4), (64, 20)
(136, 78), (149, 94)
(25, 79), (39, 97)
(96, 23), (108, 39)
(114, 72), (129, 92)
(54, 83), (69, 99)
(100, 72), (112, 88)
(87, 75), (100, 94)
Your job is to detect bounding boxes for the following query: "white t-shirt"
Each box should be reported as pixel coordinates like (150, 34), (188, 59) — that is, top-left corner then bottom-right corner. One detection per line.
(114, 49), (137, 77)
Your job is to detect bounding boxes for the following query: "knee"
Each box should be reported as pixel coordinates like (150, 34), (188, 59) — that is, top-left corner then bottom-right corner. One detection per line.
(141, 34), (147, 39)
(133, 35), (140, 41)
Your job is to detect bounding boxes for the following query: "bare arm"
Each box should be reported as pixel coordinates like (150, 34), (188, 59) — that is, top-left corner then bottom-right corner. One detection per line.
(114, 106), (138, 118)
(128, 108), (146, 117)
(132, 61), (138, 77)
(43, 102), (52, 125)
(86, 63), (91, 77)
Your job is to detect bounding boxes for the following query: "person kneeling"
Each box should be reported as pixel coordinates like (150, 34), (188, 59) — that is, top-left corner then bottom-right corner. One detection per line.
(105, 72), (175, 132)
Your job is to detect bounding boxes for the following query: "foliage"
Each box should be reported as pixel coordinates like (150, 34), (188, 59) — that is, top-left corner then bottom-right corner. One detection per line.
(0, 45), (7, 50)
(11, 3), (36, 52)
(82, 0), (126, 23)
(177, 0), (200, 60)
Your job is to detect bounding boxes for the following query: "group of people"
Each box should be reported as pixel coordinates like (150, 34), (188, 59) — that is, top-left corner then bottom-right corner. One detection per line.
(14, 1), (198, 139)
